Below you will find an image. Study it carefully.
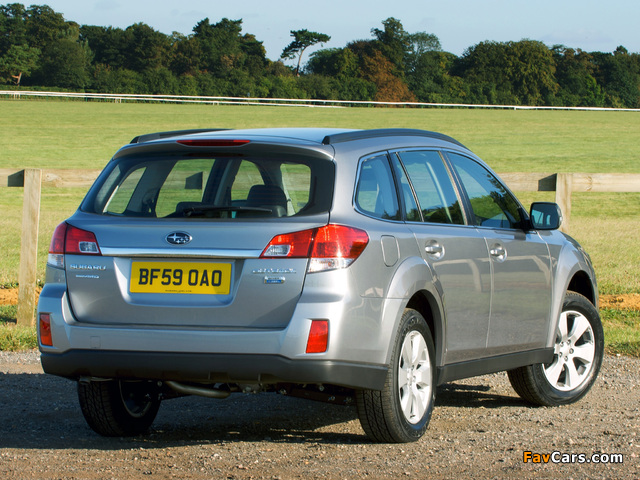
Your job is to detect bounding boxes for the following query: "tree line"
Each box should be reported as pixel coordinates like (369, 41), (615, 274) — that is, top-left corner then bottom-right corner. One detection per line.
(1, 3), (639, 108)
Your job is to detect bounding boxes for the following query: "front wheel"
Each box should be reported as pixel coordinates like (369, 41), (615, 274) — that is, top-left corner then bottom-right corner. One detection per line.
(77, 380), (161, 436)
(356, 308), (436, 443)
(508, 292), (604, 406)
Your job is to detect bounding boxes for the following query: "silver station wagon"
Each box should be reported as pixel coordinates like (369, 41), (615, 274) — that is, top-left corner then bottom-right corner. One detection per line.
(37, 128), (603, 443)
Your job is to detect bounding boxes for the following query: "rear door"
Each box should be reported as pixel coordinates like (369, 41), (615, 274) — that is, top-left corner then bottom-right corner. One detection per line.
(66, 148), (333, 330)
(392, 151), (492, 364)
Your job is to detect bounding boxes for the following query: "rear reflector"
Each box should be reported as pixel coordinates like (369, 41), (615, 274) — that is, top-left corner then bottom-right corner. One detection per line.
(39, 313), (52, 347)
(306, 320), (329, 354)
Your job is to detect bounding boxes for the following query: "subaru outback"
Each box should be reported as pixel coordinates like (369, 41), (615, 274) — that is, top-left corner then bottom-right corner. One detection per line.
(37, 128), (603, 443)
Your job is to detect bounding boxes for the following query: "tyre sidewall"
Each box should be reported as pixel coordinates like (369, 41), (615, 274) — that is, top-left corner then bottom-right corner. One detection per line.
(388, 309), (436, 442)
(78, 380), (161, 437)
(532, 293), (604, 405)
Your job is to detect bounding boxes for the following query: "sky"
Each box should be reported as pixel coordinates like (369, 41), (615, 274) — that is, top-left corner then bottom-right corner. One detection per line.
(37, 0), (640, 62)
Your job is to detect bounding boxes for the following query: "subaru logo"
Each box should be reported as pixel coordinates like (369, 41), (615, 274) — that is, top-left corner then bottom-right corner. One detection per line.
(165, 231), (192, 245)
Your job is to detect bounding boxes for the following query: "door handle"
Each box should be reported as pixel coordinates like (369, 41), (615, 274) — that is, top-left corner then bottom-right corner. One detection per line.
(489, 244), (507, 262)
(425, 241), (444, 259)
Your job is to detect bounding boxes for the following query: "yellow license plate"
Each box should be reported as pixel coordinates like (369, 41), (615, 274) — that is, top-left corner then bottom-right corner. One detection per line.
(130, 261), (232, 295)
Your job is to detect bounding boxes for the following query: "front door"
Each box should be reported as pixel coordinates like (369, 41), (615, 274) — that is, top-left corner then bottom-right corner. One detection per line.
(446, 152), (553, 356)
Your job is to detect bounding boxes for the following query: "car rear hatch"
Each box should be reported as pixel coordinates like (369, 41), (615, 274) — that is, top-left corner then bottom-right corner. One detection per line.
(55, 137), (335, 329)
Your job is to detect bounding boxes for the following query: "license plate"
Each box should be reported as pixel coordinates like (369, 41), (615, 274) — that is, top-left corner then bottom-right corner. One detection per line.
(130, 261), (232, 295)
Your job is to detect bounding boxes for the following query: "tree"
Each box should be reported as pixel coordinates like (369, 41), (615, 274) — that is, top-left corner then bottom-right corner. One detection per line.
(360, 50), (416, 103)
(35, 36), (92, 88)
(552, 46), (604, 107)
(0, 43), (40, 83)
(0, 3), (28, 52)
(169, 32), (203, 76)
(371, 17), (411, 74)
(193, 18), (267, 79)
(592, 46), (640, 108)
(280, 29), (330, 76)
(454, 40), (558, 105)
(23, 4), (68, 50)
(123, 23), (171, 72)
(307, 48), (359, 78)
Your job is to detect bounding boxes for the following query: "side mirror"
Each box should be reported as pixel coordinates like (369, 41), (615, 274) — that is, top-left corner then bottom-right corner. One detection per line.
(529, 202), (563, 230)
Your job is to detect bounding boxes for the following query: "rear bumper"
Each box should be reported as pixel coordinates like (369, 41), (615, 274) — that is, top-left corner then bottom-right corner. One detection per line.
(40, 350), (388, 391)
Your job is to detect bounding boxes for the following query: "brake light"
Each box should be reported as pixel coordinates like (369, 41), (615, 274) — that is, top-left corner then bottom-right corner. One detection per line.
(260, 225), (368, 273)
(65, 225), (101, 255)
(306, 320), (329, 354)
(39, 313), (53, 347)
(47, 222), (101, 267)
(261, 229), (315, 258)
(176, 139), (250, 147)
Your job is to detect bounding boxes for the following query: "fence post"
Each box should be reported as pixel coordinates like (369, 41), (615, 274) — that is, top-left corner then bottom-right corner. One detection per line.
(17, 168), (42, 327)
(555, 173), (573, 233)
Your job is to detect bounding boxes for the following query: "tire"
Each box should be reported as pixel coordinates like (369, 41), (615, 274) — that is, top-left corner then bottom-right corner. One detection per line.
(77, 380), (161, 436)
(356, 308), (436, 443)
(508, 292), (604, 406)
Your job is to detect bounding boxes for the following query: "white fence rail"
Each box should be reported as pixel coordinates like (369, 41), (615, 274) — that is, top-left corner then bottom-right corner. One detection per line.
(3, 90), (640, 111)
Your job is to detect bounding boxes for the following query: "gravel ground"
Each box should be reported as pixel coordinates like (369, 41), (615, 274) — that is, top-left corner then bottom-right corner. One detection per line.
(0, 351), (638, 480)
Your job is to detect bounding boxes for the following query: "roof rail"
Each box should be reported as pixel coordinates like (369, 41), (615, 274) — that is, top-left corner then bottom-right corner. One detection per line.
(130, 129), (229, 144)
(321, 128), (466, 148)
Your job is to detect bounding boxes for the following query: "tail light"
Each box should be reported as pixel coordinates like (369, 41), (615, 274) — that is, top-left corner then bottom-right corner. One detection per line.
(47, 222), (101, 268)
(261, 224), (369, 273)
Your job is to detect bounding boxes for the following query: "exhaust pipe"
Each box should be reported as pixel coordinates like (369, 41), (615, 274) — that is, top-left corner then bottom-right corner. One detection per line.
(165, 380), (231, 399)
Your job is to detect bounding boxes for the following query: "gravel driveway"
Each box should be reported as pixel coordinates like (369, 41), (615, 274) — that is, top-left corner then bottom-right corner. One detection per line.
(0, 351), (637, 479)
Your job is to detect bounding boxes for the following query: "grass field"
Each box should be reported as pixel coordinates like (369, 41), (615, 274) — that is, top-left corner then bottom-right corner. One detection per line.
(0, 99), (638, 353)
(3, 99), (640, 173)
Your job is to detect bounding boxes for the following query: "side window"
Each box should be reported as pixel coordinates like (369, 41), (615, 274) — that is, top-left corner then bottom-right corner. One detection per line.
(355, 154), (400, 220)
(390, 154), (421, 222)
(448, 153), (523, 229)
(397, 150), (464, 225)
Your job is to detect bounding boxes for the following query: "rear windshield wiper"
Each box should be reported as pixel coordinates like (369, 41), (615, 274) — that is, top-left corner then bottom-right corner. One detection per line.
(180, 206), (273, 218)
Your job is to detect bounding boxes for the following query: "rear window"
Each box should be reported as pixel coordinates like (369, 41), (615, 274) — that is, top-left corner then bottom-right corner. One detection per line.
(82, 154), (333, 218)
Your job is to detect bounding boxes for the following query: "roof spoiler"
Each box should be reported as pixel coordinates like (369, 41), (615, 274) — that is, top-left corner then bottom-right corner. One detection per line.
(130, 129), (230, 144)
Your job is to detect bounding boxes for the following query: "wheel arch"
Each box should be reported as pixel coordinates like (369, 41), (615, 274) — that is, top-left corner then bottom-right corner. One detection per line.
(382, 256), (446, 367)
(567, 270), (597, 306)
(545, 237), (599, 349)
(406, 290), (445, 367)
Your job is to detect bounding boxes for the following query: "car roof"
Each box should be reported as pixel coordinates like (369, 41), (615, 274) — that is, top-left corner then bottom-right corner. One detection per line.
(129, 128), (467, 149)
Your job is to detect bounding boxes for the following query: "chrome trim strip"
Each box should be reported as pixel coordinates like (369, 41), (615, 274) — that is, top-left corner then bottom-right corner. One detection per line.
(100, 247), (263, 258)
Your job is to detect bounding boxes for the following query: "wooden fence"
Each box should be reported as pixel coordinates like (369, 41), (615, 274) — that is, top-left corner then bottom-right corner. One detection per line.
(2, 168), (640, 326)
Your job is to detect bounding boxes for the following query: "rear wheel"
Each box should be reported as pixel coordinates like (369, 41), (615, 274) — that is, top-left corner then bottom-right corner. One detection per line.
(77, 380), (161, 436)
(356, 308), (436, 443)
(508, 292), (603, 406)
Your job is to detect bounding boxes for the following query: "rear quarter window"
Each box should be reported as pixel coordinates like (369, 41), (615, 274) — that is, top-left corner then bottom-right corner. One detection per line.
(355, 154), (400, 221)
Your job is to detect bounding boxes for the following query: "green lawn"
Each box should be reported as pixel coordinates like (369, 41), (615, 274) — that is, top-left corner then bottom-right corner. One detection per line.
(3, 99), (640, 173)
(1, 99), (638, 353)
